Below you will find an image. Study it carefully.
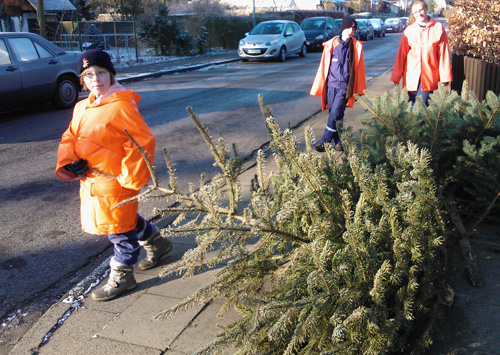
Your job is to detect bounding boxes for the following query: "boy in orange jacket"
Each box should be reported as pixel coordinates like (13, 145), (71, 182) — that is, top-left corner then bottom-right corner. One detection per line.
(310, 17), (366, 152)
(56, 50), (172, 301)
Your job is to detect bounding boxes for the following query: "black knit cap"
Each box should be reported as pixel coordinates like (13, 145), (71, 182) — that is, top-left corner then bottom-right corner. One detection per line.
(78, 49), (116, 75)
(340, 17), (357, 32)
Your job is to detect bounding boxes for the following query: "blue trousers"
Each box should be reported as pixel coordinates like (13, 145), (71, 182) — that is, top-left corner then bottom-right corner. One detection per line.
(408, 81), (432, 106)
(107, 215), (155, 266)
(321, 86), (347, 144)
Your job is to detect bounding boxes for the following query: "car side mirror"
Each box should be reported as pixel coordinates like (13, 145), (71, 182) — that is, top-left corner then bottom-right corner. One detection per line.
(326, 26), (332, 31)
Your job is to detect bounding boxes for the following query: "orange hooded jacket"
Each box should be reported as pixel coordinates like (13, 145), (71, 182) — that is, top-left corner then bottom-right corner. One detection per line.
(56, 84), (155, 235)
(391, 18), (452, 91)
(310, 36), (366, 109)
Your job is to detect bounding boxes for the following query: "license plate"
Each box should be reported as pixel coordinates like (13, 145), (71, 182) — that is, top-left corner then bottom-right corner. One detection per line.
(248, 49), (260, 54)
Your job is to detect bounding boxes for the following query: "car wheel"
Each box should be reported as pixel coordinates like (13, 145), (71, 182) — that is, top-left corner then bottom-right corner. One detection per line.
(299, 43), (306, 58)
(52, 75), (79, 109)
(278, 47), (286, 62)
(241, 58), (249, 62)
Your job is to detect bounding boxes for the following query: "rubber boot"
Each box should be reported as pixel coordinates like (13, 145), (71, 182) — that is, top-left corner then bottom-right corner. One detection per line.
(91, 258), (137, 302)
(138, 225), (172, 271)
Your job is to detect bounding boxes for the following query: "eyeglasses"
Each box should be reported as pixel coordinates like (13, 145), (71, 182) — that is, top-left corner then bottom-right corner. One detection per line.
(412, 7), (426, 15)
(83, 70), (109, 79)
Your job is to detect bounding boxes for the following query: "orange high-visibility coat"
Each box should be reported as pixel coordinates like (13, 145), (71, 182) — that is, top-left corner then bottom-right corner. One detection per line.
(310, 36), (366, 109)
(391, 18), (452, 91)
(56, 88), (155, 235)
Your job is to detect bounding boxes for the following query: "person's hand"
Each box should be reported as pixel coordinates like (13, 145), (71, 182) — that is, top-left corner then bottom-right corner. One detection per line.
(64, 158), (88, 177)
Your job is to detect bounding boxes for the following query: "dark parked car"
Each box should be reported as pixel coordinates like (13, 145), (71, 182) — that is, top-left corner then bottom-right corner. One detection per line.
(334, 19), (360, 40)
(368, 18), (386, 37)
(0, 32), (81, 112)
(356, 19), (375, 41)
(300, 17), (340, 51)
(384, 18), (403, 33)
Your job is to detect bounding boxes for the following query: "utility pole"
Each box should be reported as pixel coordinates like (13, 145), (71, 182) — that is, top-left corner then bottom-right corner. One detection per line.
(252, 0), (255, 28)
(37, 0), (46, 38)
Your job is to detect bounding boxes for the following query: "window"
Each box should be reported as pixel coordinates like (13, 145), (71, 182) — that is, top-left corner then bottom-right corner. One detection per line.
(34, 42), (53, 59)
(9, 37), (53, 62)
(0, 39), (11, 65)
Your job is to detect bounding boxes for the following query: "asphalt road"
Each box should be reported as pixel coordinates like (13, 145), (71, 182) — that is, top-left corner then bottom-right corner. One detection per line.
(0, 32), (402, 352)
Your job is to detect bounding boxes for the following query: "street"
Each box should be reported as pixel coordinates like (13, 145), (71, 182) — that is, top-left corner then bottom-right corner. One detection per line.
(0, 32), (402, 350)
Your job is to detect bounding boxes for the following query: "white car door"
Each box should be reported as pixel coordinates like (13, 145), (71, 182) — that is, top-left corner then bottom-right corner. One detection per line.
(284, 23), (299, 54)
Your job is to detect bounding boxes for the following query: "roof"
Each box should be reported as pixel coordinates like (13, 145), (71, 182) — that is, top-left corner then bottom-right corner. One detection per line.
(27, 0), (76, 12)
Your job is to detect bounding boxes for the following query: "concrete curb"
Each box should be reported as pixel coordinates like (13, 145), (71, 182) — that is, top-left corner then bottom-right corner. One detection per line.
(117, 58), (241, 84)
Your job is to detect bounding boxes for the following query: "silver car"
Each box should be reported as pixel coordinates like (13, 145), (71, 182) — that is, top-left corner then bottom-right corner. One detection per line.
(0, 32), (81, 112)
(238, 20), (307, 62)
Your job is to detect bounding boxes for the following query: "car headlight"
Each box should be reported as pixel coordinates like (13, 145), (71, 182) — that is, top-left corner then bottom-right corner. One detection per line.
(315, 34), (325, 40)
(266, 39), (280, 46)
(239, 40), (246, 46)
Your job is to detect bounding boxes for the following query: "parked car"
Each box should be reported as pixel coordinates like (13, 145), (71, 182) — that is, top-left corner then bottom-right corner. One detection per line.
(334, 19), (360, 40)
(368, 18), (386, 37)
(300, 16), (340, 51)
(355, 19), (375, 40)
(384, 18), (403, 33)
(238, 20), (307, 62)
(0, 32), (81, 112)
(399, 17), (409, 30)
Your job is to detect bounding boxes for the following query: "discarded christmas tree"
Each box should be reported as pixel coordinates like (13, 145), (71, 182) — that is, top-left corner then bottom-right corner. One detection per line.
(147, 98), (448, 354)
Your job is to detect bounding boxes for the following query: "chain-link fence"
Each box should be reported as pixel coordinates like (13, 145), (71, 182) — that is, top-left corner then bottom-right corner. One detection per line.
(54, 33), (149, 63)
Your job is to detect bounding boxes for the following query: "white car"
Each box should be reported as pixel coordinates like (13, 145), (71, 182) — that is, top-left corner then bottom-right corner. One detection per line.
(238, 20), (306, 62)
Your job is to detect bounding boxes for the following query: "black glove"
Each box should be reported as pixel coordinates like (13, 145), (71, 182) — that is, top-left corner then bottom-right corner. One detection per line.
(64, 158), (88, 177)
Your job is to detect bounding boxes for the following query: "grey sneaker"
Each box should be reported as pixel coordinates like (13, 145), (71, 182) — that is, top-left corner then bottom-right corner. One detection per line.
(91, 258), (137, 302)
(334, 143), (343, 151)
(138, 225), (172, 271)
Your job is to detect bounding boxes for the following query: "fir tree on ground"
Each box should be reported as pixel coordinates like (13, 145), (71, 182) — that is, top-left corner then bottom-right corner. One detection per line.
(143, 99), (448, 354)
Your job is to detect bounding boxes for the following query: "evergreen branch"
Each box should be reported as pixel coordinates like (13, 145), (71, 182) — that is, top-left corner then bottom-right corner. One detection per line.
(124, 128), (157, 188)
(163, 148), (177, 192)
(263, 112), (333, 215)
(163, 225), (308, 244)
(187, 106), (238, 213)
(470, 192), (500, 232)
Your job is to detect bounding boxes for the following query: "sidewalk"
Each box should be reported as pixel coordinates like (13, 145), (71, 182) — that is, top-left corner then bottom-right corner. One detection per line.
(10, 52), (499, 355)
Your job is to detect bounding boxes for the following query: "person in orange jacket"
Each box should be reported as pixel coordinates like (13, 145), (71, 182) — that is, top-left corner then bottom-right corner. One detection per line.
(391, 0), (452, 105)
(310, 17), (366, 152)
(56, 49), (172, 302)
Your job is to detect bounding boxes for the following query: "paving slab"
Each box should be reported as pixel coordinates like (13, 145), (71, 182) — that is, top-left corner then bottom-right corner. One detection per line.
(97, 293), (203, 351)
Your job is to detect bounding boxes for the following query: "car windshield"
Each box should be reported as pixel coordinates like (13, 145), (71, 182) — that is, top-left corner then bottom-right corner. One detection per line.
(250, 22), (285, 35)
(386, 19), (398, 23)
(301, 19), (325, 31)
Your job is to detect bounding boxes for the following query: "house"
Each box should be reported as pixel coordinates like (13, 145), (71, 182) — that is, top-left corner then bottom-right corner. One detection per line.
(0, 0), (76, 33)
